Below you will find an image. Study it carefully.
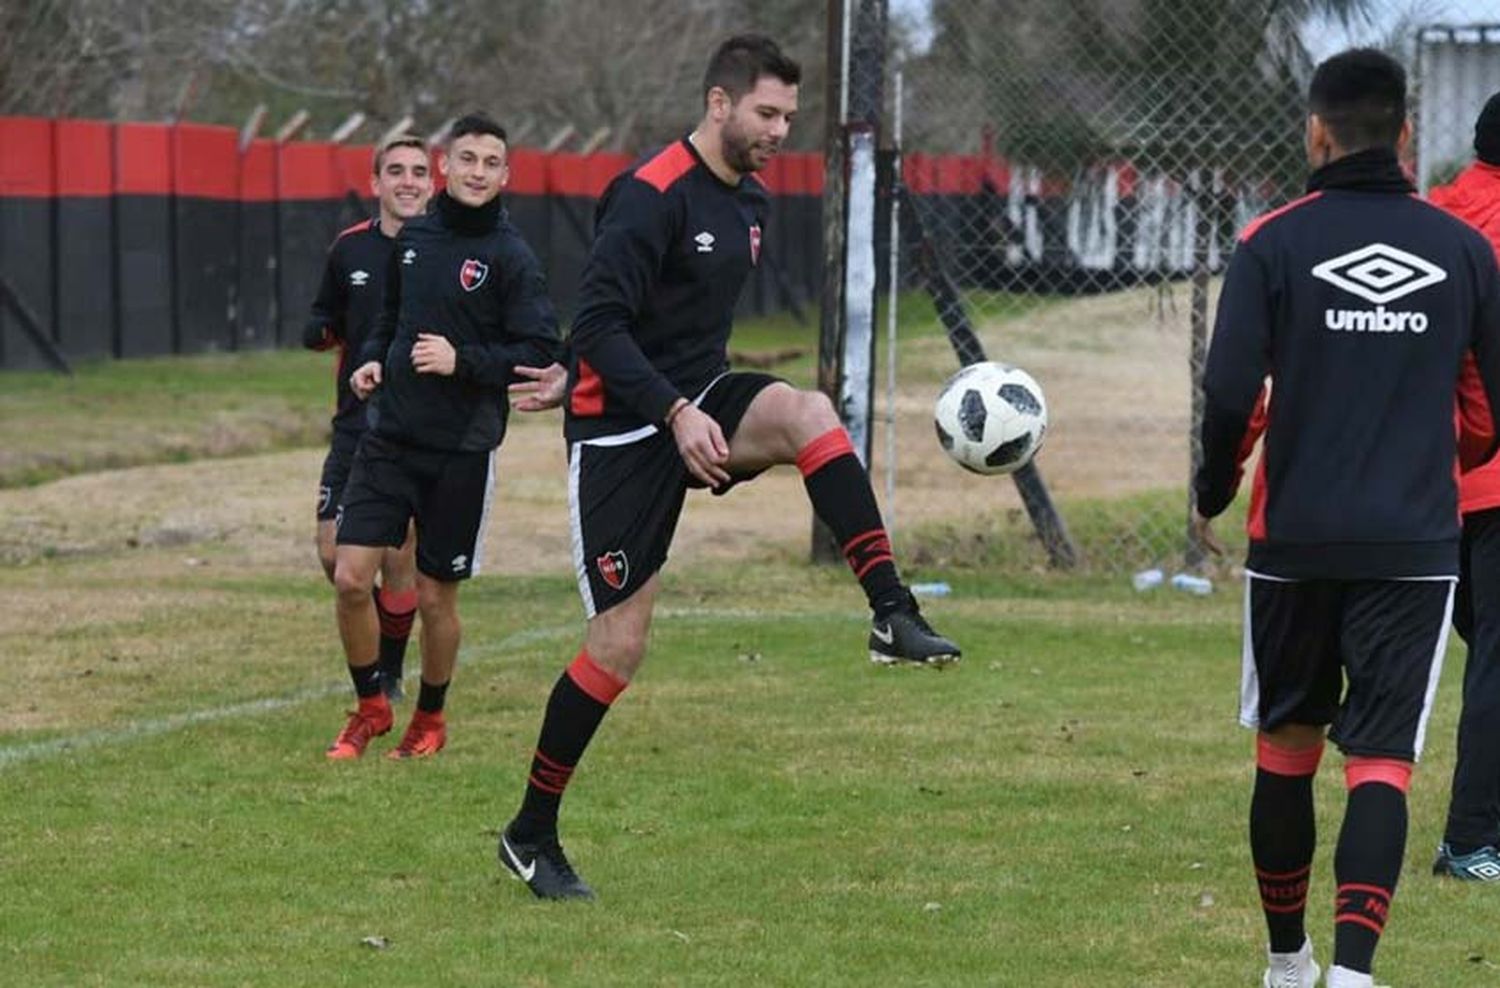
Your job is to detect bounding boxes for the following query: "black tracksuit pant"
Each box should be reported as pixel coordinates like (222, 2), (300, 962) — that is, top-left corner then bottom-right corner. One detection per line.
(1445, 507), (1500, 849)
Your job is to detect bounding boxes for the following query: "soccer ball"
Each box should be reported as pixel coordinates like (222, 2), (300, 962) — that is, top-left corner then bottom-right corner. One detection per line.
(933, 361), (1048, 475)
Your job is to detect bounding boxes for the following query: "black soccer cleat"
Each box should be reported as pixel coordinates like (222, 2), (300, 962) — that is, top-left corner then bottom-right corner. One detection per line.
(499, 823), (595, 901)
(869, 598), (961, 667)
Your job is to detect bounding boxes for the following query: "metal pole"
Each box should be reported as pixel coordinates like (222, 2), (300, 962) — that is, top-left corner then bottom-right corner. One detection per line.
(884, 68), (903, 538)
(840, 0), (887, 467)
(839, 0), (853, 126)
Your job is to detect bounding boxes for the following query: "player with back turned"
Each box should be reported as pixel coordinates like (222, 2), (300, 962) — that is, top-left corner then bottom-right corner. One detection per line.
(304, 134), (433, 702)
(1192, 50), (1500, 988)
(494, 34), (961, 902)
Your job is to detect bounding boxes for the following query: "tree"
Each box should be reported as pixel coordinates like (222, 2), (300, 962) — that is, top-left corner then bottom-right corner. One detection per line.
(0, 0), (830, 151)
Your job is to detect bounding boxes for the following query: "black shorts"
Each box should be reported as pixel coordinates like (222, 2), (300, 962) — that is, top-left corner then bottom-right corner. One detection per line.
(317, 428), (364, 521)
(336, 432), (496, 582)
(1241, 573), (1455, 760)
(570, 371), (783, 616)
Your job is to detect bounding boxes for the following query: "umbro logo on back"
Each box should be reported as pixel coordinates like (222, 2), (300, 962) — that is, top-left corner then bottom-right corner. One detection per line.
(349, 270), (370, 287)
(694, 231), (715, 254)
(1313, 243), (1447, 335)
(1311, 243), (1447, 305)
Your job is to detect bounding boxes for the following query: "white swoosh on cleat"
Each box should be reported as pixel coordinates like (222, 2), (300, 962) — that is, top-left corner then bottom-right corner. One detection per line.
(502, 836), (537, 882)
(871, 624), (895, 646)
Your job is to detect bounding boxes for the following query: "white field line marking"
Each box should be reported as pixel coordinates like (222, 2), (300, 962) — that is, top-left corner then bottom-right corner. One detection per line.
(0, 608), (867, 771)
(0, 623), (575, 771)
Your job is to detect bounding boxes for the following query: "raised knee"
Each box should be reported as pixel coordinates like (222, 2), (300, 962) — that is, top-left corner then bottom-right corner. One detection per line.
(800, 389), (841, 435)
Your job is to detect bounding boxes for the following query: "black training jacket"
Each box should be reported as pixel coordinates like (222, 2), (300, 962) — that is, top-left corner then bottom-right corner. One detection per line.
(1195, 149), (1500, 579)
(359, 192), (563, 453)
(564, 137), (770, 442)
(303, 217), (393, 434)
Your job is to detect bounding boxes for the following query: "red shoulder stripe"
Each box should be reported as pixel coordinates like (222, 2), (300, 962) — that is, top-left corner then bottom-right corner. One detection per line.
(635, 142), (696, 193)
(1238, 192), (1322, 243)
(334, 218), (375, 242)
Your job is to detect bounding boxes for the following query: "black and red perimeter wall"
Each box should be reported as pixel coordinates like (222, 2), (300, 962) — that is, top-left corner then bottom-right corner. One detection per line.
(0, 117), (833, 371)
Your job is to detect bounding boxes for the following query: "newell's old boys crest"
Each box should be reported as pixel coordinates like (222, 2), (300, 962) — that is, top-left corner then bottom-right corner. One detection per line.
(459, 258), (489, 292)
(596, 550), (629, 590)
(749, 224), (762, 266)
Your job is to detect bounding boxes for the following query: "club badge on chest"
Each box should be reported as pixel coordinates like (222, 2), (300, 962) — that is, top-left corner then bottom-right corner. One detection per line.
(460, 258), (489, 292)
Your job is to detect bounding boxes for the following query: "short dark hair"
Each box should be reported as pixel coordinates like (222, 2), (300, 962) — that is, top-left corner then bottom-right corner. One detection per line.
(702, 34), (801, 105)
(372, 134), (427, 175)
(1308, 48), (1407, 151)
(445, 112), (508, 148)
(1475, 91), (1500, 165)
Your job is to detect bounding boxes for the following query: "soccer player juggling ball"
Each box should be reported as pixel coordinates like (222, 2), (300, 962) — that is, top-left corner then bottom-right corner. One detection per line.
(495, 34), (961, 901)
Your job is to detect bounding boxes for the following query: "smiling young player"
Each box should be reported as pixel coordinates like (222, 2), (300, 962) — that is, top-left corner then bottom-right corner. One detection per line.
(305, 135), (433, 701)
(326, 113), (564, 760)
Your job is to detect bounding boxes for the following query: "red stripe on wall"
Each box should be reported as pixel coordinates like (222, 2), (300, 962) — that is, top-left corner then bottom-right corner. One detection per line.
(240, 139), (277, 202)
(337, 145), (374, 195)
(278, 142), (340, 200)
(935, 156), (977, 196)
(0, 116), (55, 198)
(984, 156), (1011, 195)
(759, 154), (787, 195)
(549, 152), (633, 198)
(507, 147), (547, 196)
(547, 153), (588, 197)
(54, 119), (111, 197)
(784, 154), (806, 194)
(904, 152), (934, 195)
(115, 123), (172, 195)
(803, 152), (825, 196)
(173, 124), (239, 200)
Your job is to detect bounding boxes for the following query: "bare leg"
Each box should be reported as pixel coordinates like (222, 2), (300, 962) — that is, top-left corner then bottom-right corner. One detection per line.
(334, 544), (384, 667)
(315, 520), (338, 584)
(416, 574), (461, 687)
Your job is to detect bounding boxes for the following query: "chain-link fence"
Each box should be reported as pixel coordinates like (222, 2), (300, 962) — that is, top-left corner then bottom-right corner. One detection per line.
(836, 1), (1500, 574)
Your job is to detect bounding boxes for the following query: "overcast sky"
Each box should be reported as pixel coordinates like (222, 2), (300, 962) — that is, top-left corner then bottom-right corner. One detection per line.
(1305, 0), (1500, 58)
(889, 0), (1500, 57)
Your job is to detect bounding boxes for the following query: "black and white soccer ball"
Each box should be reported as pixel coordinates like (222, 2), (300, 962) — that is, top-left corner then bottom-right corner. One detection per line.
(933, 361), (1048, 475)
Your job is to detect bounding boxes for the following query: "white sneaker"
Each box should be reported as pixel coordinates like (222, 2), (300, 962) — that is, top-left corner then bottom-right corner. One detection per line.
(1262, 937), (1320, 988)
(1324, 966), (1376, 988)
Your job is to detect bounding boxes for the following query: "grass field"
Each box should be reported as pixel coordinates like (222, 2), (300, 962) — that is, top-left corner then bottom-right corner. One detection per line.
(2, 308), (1496, 986)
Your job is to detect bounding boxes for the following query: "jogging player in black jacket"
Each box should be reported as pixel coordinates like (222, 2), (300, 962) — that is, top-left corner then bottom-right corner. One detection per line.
(494, 34), (960, 903)
(327, 113), (564, 761)
(304, 134), (432, 702)
(1193, 50), (1500, 988)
